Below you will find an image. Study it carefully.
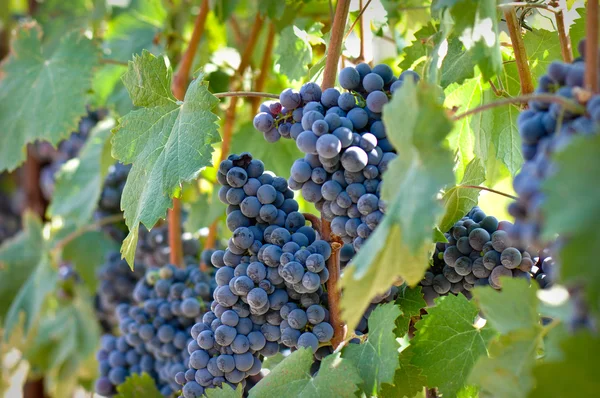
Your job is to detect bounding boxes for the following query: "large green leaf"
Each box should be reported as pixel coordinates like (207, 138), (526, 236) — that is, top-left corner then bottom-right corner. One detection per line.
(274, 25), (313, 82)
(395, 285), (426, 336)
(522, 28), (563, 84)
(530, 332), (600, 397)
(438, 158), (485, 232)
(340, 79), (454, 333)
(541, 135), (600, 310)
(440, 37), (475, 88)
(343, 303), (401, 395)
(473, 278), (539, 335)
(47, 119), (115, 226)
(411, 294), (496, 396)
(434, 0), (502, 80)
(0, 213), (45, 320)
(115, 373), (162, 398)
(112, 51), (220, 267)
(249, 348), (361, 397)
(380, 349), (427, 398)
(0, 24), (99, 172)
(205, 384), (243, 397)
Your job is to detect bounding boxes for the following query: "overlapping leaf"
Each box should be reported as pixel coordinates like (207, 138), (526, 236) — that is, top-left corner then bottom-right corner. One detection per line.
(0, 24), (99, 171)
(112, 51), (220, 267)
(274, 25), (314, 81)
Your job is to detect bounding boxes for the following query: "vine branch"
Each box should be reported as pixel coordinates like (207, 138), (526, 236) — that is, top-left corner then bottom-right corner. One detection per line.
(459, 185), (518, 200)
(322, 0), (351, 89)
(169, 0), (210, 267)
(585, 0), (599, 93)
(214, 91), (280, 99)
(555, 10), (573, 63)
(503, 6), (535, 96)
(302, 213), (322, 235)
(453, 93), (586, 121)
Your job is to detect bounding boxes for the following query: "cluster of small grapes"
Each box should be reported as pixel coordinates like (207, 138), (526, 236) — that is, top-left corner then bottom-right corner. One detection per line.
(253, 63), (420, 251)
(95, 263), (214, 396)
(137, 224), (201, 268)
(0, 176), (21, 245)
(95, 163), (131, 241)
(35, 110), (106, 200)
(175, 153), (333, 397)
(420, 207), (537, 306)
(510, 40), (600, 250)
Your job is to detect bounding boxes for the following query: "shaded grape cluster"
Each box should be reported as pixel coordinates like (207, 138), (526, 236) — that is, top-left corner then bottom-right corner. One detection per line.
(96, 163), (131, 241)
(95, 262), (215, 396)
(137, 224), (202, 268)
(420, 207), (536, 306)
(176, 153), (333, 397)
(510, 40), (600, 250)
(253, 64), (420, 252)
(0, 174), (22, 245)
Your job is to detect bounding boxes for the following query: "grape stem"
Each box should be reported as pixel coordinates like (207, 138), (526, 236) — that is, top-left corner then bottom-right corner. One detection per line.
(322, 0), (351, 90)
(168, 0), (210, 267)
(458, 185), (518, 200)
(100, 58), (129, 67)
(503, 6), (535, 96)
(343, 0), (372, 42)
(302, 213), (322, 235)
(214, 91), (281, 100)
(555, 10), (573, 63)
(585, 0), (599, 93)
(51, 214), (125, 258)
(453, 93), (586, 121)
(206, 13), (264, 250)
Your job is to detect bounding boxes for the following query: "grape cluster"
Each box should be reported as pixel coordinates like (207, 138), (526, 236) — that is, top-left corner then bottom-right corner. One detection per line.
(0, 176), (21, 245)
(420, 207), (536, 306)
(95, 252), (148, 333)
(137, 224), (202, 268)
(253, 64), (420, 251)
(96, 163), (131, 241)
(176, 153), (333, 396)
(95, 263), (215, 396)
(35, 110), (105, 200)
(510, 40), (600, 250)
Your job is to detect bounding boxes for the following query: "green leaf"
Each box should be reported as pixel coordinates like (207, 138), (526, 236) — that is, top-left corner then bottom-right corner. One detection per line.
(112, 51), (220, 267)
(115, 372), (162, 398)
(231, 122), (303, 178)
(470, 89), (522, 176)
(469, 328), (542, 398)
(440, 37), (475, 88)
(249, 348), (361, 398)
(343, 303), (401, 395)
(0, 24), (100, 172)
(439, 158), (485, 232)
(569, 9), (586, 51)
(274, 25), (313, 81)
(0, 212), (45, 320)
(411, 294), (496, 396)
(47, 119), (114, 226)
(435, 0), (502, 80)
(473, 278), (539, 335)
(62, 231), (119, 292)
(541, 135), (600, 309)
(205, 384), (243, 397)
(381, 349), (427, 398)
(395, 285), (426, 336)
(185, 188), (226, 233)
(399, 24), (437, 73)
(530, 332), (600, 397)
(522, 28), (563, 84)
(341, 79), (454, 333)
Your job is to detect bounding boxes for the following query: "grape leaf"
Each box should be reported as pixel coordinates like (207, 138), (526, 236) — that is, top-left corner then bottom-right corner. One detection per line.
(541, 135), (600, 309)
(470, 89), (522, 176)
(441, 38), (475, 88)
(569, 8), (586, 51)
(381, 348), (427, 398)
(274, 25), (313, 81)
(411, 294), (496, 396)
(205, 384), (243, 397)
(399, 24), (437, 73)
(47, 119), (115, 227)
(112, 51), (220, 267)
(395, 285), (426, 336)
(438, 158), (485, 232)
(0, 213), (45, 320)
(473, 278), (539, 335)
(343, 303), (401, 395)
(0, 24), (100, 172)
(530, 332), (600, 397)
(434, 0), (501, 80)
(469, 328), (542, 398)
(62, 231), (119, 292)
(341, 79), (454, 333)
(249, 348), (361, 398)
(523, 28), (563, 83)
(115, 372), (162, 398)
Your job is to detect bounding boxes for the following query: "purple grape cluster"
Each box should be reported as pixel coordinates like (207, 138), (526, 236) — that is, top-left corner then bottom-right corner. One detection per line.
(175, 153), (333, 397)
(95, 262), (215, 396)
(95, 163), (131, 241)
(510, 40), (600, 250)
(136, 224), (202, 268)
(253, 64), (420, 252)
(420, 207), (537, 306)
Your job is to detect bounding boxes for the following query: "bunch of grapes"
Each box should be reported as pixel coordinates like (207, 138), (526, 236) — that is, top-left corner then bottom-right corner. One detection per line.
(253, 63), (420, 252)
(510, 40), (600, 250)
(0, 174), (22, 245)
(95, 163), (131, 241)
(36, 110), (106, 200)
(137, 225), (201, 268)
(94, 262), (215, 396)
(420, 207), (536, 306)
(175, 153), (333, 396)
